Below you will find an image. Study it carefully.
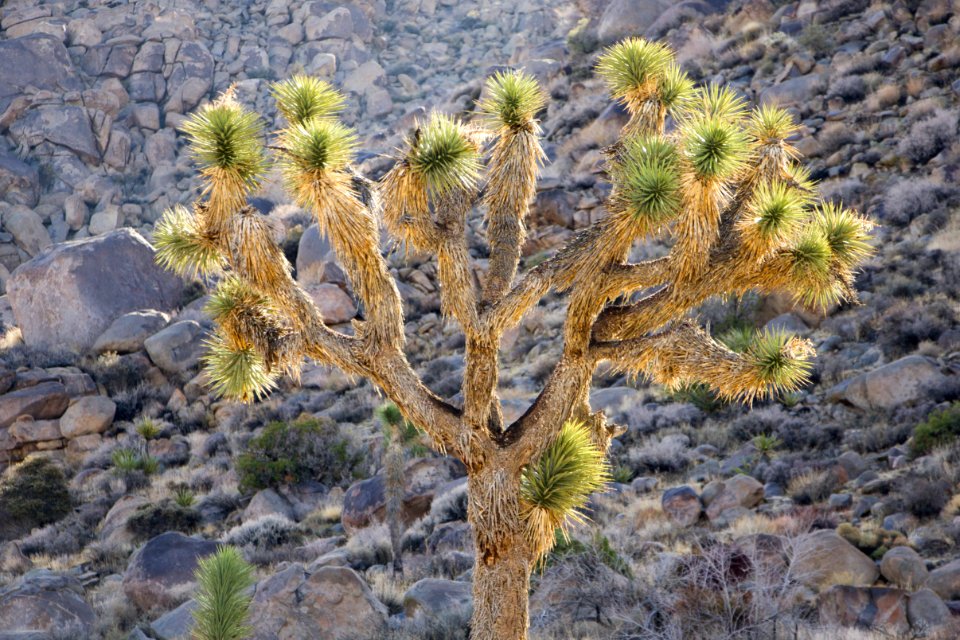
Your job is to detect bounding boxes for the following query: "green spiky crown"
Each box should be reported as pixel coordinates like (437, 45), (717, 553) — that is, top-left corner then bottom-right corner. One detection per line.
(272, 75), (345, 127)
(480, 70), (547, 129)
(596, 38), (673, 103)
(613, 135), (682, 223)
(181, 98), (266, 184)
(281, 117), (357, 174)
(408, 112), (481, 195)
(746, 330), (815, 396)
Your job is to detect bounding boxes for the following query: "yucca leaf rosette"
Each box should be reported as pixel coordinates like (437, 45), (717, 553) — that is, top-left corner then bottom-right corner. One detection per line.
(408, 112), (481, 196)
(610, 135), (682, 229)
(272, 75), (345, 127)
(520, 421), (611, 561)
(596, 38), (673, 107)
(480, 69), (547, 131)
(153, 204), (225, 277)
(203, 333), (277, 403)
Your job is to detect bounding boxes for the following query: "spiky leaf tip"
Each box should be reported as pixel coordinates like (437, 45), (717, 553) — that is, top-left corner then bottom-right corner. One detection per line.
(747, 330), (815, 394)
(616, 136), (682, 223)
(272, 75), (345, 126)
(658, 63), (696, 113)
(282, 117), (357, 174)
(153, 205), (224, 277)
(480, 69), (547, 129)
(192, 546), (254, 640)
(408, 113), (481, 195)
(596, 38), (673, 103)
(684, 117), (750, 179)
(814, 201), (874, 269)
(204, 276), (268, 323)
(375, 402), (404, 427)
(749, 181), (807, 238)
(521, 421), (611, 526)
(696, 84), (748, 121)
(749, 104), (799, 143)
(203, 335), (277, 403)
(786, 225), (841, 308)
(181, 99), (266, 183)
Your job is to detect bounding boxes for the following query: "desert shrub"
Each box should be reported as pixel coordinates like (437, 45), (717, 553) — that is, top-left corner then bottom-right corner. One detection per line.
(913, 403), (960, 456)
(0, 458), (72, 540)
(629, 433), (691, 474)
(0, 345), (78, 369)
(111, 447), (159, 475)
(874, 298), (958, 357)
(845, 421), (914, 453)
(429, 481), (469, 524)
(224, 515), (301, 548)
(899, 477), (951, 519)
(85, 540), (133, 575)
(235, 415), (363, 492)
(344, 523), (393, 569)
(126, 499), (201, 540)
(818, 122), (856, 154)
(798, 23), (831, 56)
(881, 178), (948, 226)
(829, 75), (866, 102)
(788, 468), (840, 505)
(898, 109), (958, 164)
(670, 382), (726, 413)
(112, 382), (173, 422)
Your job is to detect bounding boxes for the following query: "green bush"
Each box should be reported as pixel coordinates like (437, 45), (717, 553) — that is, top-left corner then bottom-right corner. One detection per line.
(235, 415), (363, 492)
(912, 403), (960, 456)
(127, 499), (201, 541)
(0, 458), (72, 539)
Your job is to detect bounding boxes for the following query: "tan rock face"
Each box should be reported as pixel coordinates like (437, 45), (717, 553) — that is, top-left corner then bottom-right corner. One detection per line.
(0, 381), (69, 429)
(705, 475), (764, 522)
(828, 356), (950, 410)
(881, 546), (929, 591)
(0, 570), (95, 635)
(818, 586), (910, 636)
(59, 395), (116, 438)
(661, 485), (702, 527)
(792, 530), (880, 591)
(249, 565), (388, 640)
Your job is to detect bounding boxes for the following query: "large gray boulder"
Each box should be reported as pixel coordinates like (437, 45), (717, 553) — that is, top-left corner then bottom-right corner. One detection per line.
(249, 564), (387, 639)
(827, 356), (950, 410)
(0, 570), (95, 637)
(144, 320), (206, 373)
(8, 229), (183, 352)
(403, 578), (473, 622)
(792, 530), (879, 591)
(596, 0), (672, 44)
(0, 152), (39, 207)
(0, 35), (82, 115)
(122, 532), (220, 611)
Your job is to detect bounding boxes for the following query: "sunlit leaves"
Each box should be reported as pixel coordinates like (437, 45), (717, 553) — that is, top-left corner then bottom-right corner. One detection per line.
(272, 75), (345, 127)
(408, 113), (481, 195)
(480, 70), (547, 129)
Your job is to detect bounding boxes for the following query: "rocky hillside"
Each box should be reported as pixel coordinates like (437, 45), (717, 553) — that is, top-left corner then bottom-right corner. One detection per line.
(1, 0), (960, 639)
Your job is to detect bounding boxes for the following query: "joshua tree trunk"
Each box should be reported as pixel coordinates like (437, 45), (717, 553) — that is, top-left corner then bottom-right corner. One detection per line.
(469, 466), (531, 640)
(157, 38), (874, 640)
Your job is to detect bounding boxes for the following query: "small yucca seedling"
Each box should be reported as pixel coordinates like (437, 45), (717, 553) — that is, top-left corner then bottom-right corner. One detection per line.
(135, 418), (162, 440)
(173, 484), (196, 508)
(520, 421), (610, 561)
(191, 546), (254, 640)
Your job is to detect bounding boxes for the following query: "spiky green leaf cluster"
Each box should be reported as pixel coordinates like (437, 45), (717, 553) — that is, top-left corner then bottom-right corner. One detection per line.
(480, 70), (546, 129)
(191, 546), (254, 640)
(746, 330), (814, 394)
(718, 326), (755, 354)
(615, 135), (682, 223)
(684, 117), (749, 179)
(409, 113), (480, 195)
(814, 202), (873, 268)
(182, 102), (266, 183)
(788, 226), (835, 307)
(375, 402), (404, 427)
(596, 38), (673, 102)
(282, 117), (357, 174)
(658, 64), (696, 113)
(750, 181), (806, 238)
(749, 104), (799, 142)
(272, 75), (345, 127)
(203, 336), (277, 403)
(521, 421), (610, 525)
(205, 276), (269, 322)
(696, 84), (748, 121)
(153, 205), (224, 277)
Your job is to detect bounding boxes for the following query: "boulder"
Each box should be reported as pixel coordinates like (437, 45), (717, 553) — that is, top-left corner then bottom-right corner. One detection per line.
(881, 547), (929, 590)
(243, 488), (296, 523)
(59, 396), (116, 438)
(99, 495), (150, 546)
(827, 356), (949, 411)
(661, 486), (702, 527)
(305, 284), (356, 324)
(8, 418), (61, 444)
(792, 530), (879, 591)
(0, 381), (69, 429)
(7, 229), (183, 352)
(295, 224), (332, 286)
(164, 41), (213, 114)
(341, 457), (465, 532)
(0, 35), (82, 115)
(705, 475), (764, 522)
(927, 558), (960, 601)
(596, 0), (673, 45)
(907, 588), (952, 632)
(3, 206), (50, 257)
(403, 578), (473, 621)
(759, 74), (826, 107)
(143, 320), (206, 373)
(818, 585), (909, 636)
(150, 598), (196, 640)
(0, 570), (95, 637)
(304, 7), (354, 40)
(248, 565), (387, 639)
(122, 532), (220, 611)
(93, 310), (170, 354)
(9, 106), (101, 165)
(0, 152), (39, 207)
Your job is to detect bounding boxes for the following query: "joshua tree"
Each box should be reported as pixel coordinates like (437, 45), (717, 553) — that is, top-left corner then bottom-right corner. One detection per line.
(191, 546), (255, 640)
(155, 38), (873, 640)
